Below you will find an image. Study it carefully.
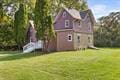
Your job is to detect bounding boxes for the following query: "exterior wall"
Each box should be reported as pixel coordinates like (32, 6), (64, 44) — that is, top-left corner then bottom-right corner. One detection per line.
(26, 24), (37, 43)
(87, 34), (94, 47)
(53, 10), (95, 51)
(56, 30), (74, 51)
(73, 14), (94, 34)
(54, 10), (74, 30)
(48, 38), (57, 52)
(74, 32), (94, 50)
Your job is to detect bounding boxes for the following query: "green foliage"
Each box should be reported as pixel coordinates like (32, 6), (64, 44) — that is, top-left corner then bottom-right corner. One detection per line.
(51, 0), (88, 15)
(0, 2), (15, 48)
(34, 0), (55, 51)
(94, 12), (120, 47)
(0, 0), (88, 50)
(14, 4), (28, 49)
(34, 0), (54, 38)
(0, 16), (15, 47)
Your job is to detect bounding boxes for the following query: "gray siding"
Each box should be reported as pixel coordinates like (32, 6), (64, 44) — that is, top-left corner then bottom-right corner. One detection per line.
(74, 32), (94, 50)
(73, 14), (94, 34)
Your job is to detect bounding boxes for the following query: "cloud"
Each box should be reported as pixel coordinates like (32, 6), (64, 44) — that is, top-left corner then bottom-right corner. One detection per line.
(91, 4), (107, 14)
(90, 4), (120, 20)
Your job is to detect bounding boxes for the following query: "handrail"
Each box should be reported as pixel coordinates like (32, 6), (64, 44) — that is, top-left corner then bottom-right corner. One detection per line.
(23, 40), (43, 53)
(23, 42), (35, 51)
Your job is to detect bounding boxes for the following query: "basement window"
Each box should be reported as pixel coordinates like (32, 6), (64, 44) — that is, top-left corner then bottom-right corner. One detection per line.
(77, 35), (80, 43)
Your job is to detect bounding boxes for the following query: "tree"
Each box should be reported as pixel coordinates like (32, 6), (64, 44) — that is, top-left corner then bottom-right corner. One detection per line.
(14, 4), (28, 49)
(34, 0), (55, 52)
(51, 0), (88, 16)
(94, 12), (120, 47)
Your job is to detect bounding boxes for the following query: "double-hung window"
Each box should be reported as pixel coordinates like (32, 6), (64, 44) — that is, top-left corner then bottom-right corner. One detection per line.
(68, 34), (72, 41)
(65, 20), (69, 28)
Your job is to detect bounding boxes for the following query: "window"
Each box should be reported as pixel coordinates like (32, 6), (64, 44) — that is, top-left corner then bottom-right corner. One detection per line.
(88, 23), (91, 31)
(63, 12), (66, 18)
(88, 26), (91, 31)
(65, 20), (69, 28)
(77, 35), (80, 43)
(68, 34), (72, 41)
(88, 37), (90, 43)
(78, 21), (81, 27)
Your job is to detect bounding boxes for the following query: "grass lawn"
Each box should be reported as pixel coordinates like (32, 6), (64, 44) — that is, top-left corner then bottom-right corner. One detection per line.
(0, 48), (120, 80)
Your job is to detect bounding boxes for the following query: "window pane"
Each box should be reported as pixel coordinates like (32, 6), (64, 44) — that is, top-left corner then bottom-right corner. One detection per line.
(77, 36), (80, 43)
(68, 34), (72, 41)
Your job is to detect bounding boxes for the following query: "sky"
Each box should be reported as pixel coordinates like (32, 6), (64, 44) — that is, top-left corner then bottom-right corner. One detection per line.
(88, 0), (120, 20)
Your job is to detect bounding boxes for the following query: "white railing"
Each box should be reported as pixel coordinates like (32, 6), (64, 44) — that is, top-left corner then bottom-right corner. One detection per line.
(23, 42), (35, 51)
(23, 40), (43, 53)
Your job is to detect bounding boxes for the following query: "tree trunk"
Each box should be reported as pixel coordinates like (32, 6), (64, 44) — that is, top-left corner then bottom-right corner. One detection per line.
(43, 38), (50, 53)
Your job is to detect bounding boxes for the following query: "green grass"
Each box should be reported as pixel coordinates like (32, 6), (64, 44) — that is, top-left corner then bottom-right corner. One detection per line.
(0, 48), (120, 80)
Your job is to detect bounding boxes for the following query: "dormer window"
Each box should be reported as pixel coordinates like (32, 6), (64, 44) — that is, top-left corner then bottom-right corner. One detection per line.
(88, 23), (91, 31)
(65, 20), (69, 28)
(63, 11), (66, 18)
(78, 21), (81, 27)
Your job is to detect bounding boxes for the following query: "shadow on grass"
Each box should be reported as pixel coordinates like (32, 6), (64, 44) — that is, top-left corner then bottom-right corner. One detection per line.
(0, 51), (20, 54)
(0, 52), (47, 61)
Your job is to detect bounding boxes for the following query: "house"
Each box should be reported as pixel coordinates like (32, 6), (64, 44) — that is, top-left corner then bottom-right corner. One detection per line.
(48, 7), (96, 51)
(26, 7), (96, 52)
(26, 20), (37, 43)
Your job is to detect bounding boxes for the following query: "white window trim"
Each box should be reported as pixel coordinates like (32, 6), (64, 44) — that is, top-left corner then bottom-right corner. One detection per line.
(77, 34), (81, 36)
(72, 20), (74, 28)
(65, 20), (70, 28)
(68, 34), (72, 42)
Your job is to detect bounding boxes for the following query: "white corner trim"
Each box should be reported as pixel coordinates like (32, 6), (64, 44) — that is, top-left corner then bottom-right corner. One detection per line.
(77, 34), (81, 36)
(55, 29), (73, 32)
(72, 20), (74, 28)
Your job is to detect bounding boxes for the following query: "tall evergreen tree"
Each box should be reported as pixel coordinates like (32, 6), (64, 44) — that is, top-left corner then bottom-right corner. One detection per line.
(14, 4), (28, 49)
(34, 0), (55, 52)
(0, 2), (4, 24)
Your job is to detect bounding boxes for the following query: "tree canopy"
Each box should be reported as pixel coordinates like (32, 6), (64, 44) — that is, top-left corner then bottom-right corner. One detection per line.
(95, 12), (120, 47)
(34, 0), (55, 52)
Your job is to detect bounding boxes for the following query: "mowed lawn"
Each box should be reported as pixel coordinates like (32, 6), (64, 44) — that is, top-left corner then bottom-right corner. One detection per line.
(0, 49), (120, 80)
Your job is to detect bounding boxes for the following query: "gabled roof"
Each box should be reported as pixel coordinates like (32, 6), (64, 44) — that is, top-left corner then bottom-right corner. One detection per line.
(54, 7), (96, 25)
(64, 7), (81, 20)
(80, 10), (88, 19)
(86, 9), (96, 25)
(54, 7), (81, 23)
